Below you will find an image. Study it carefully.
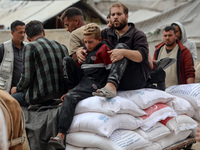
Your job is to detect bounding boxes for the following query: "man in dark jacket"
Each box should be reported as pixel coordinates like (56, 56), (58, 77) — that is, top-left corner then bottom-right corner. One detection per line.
(78, 2), (151, 98)
(153, 26), (195, 88)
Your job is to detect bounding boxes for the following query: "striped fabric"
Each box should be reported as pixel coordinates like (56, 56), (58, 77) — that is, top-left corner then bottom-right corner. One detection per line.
(17, 37), (68, 104)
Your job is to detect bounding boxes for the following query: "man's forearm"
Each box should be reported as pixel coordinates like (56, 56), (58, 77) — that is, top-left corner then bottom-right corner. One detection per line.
(124, 49), (143, 63)
(16, 75), (30, 92)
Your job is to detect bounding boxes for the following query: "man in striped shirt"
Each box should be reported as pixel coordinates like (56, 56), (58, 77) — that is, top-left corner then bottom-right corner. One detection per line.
(11, 20), (69, 106)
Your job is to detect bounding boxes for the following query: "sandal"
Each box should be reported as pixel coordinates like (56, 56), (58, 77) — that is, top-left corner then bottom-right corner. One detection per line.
(92, 87), (116, 98)
(48, 136), (65, 149)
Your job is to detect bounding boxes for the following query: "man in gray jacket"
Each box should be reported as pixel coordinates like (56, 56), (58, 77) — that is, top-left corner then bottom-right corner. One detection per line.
(171, 22), (197, 62)
(0, 20), (26, 92)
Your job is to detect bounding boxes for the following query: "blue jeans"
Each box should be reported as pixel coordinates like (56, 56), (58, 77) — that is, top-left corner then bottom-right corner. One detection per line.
(12, 92), (27, 106)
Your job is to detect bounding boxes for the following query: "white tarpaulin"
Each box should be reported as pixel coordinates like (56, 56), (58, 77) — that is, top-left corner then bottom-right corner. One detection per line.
(133, 0), (200, 59)
(135, 0), (200, 39)
(0, 0), (79, 29)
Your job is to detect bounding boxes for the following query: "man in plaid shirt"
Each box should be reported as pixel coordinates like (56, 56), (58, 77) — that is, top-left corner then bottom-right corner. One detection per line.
(11, 20), (68, 106)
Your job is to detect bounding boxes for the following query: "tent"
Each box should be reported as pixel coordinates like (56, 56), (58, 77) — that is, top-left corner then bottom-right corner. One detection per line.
(0, 0), (106, 29)
(133, 0), (200, 59)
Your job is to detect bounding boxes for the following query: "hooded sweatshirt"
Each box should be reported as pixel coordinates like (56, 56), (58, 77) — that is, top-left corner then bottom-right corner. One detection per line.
(171, 22), (197, 62)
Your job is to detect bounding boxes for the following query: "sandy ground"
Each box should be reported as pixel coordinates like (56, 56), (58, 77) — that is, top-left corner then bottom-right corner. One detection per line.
(192, 142), (200, 150)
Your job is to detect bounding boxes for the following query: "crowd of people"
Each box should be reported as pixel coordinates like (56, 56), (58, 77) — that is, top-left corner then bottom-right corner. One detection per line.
(0, 1), (199, 149)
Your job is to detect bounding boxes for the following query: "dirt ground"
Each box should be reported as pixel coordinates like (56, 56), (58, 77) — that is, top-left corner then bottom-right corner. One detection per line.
(192, 142), (200, 150)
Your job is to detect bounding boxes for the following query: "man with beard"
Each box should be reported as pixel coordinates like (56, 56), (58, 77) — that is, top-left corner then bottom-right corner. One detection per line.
(153, 26), (195, 88)
(78, 2), (151, 98)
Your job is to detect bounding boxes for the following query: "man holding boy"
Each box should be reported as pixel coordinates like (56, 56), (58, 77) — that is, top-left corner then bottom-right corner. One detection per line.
(49, 23), (113, 149)
(77, 2), (151, 98)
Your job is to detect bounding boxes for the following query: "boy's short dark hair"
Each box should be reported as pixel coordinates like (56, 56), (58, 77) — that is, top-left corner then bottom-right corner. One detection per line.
(11, 20), (25, 32)
(25, 20), (44, 38)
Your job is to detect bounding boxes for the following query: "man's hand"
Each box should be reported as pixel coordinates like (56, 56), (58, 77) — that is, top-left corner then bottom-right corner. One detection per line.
(11, 87), (17, 94)
(60, 94), (66, 102)
(108, 49), (124, 63)
(76, 47), (87, 64)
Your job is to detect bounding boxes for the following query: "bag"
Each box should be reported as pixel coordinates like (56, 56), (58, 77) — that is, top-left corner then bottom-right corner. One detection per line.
(68, 112), (143, 137)
(66, 130), (151, 150)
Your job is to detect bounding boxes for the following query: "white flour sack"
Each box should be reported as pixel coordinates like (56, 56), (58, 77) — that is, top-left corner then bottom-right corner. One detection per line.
(66, 130), (151, 150)
(117, 88), (175, 109)
(166, 83), (200, 110)
(139, 103), (177, 131)
(166, 95), (195, 117)
(75, 96), (146, 117)
(190, 119), (200, 138)
(65, 144), (83, 150)
(85, 148), (101, 150)
(137, 143), (162, 150)
(160, 115), (198, 134)
(135, 122), (171, 142)
(156, 130), (192, 149)
(68, 112), (143, 137)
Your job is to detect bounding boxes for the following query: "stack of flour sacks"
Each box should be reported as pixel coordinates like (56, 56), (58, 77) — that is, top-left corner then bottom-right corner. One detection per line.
(65, 83), (200, 150)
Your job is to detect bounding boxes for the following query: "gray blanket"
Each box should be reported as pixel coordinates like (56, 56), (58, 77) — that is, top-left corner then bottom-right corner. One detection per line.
(22, 104), (62, 150)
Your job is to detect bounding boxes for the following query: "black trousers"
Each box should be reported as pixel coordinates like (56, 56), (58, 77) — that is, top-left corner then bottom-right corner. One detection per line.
(58, 56), (102, 134)
(107, 43), (147, 90)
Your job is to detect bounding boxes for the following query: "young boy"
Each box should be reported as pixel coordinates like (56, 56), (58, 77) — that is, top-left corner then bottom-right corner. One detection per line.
(48, 23), (112, 149)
